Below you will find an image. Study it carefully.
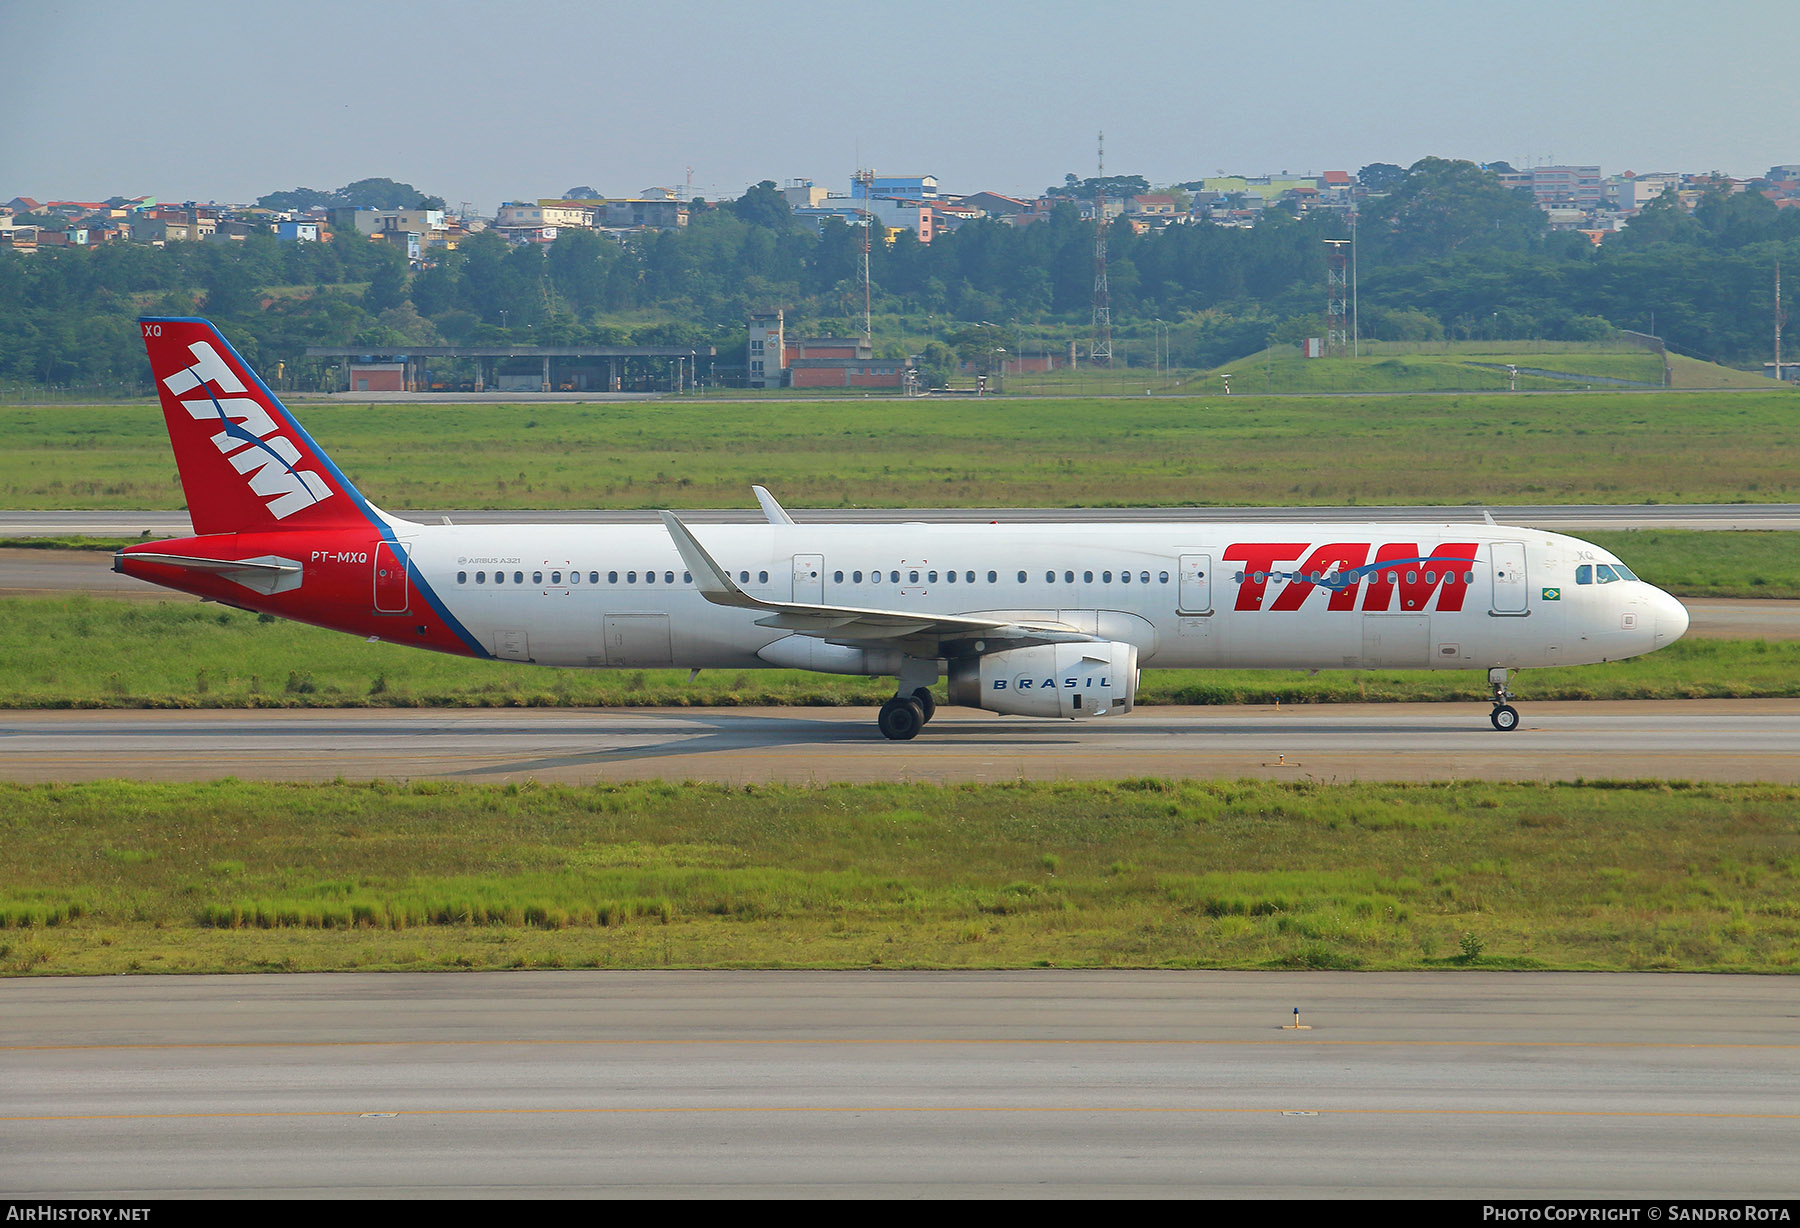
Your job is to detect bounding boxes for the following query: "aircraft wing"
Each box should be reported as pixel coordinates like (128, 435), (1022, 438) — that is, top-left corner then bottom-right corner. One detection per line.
(659, 512), (1096, 655)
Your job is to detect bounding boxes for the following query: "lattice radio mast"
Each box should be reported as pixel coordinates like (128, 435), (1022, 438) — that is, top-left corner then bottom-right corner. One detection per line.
(1324, 239), (1350, 356)
(1091, 132), (1113, 368)
(853, 167), (875, 345)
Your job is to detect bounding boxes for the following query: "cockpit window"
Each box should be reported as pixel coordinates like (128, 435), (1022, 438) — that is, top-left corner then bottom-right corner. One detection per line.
(1595, 564), (1621, 584)
(1614, 563), (1639, 581)
(1576, 565), (1592, 585)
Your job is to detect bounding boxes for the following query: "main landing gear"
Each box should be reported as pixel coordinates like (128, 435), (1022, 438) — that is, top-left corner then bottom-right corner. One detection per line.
(878, 687), (937, 741)
(1488, 667), (1520, 732)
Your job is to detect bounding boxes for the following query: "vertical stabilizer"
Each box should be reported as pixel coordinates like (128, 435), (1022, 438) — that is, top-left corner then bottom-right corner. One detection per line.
(139, 317), (376, 535)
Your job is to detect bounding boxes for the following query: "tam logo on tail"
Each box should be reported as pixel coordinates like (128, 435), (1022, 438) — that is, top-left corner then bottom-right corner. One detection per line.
(154, 329), (333, 520)
(140, 318), (371, 535)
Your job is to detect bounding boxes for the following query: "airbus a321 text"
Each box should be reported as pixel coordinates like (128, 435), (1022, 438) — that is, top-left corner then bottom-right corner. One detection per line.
(117, 318), (1689, 739)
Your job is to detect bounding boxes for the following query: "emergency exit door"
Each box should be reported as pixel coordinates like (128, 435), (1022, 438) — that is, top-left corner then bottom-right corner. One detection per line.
(792, 553), (823, 603)
(1491, 541), (1529, 615)
(1178, 554), (1213, 615)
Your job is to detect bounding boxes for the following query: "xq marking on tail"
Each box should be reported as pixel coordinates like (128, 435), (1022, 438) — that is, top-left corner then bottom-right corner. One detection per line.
(116, 317), (1690, 740)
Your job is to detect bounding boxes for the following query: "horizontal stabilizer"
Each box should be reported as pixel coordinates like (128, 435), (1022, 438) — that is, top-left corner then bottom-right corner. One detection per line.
(116, 551), (303, 596)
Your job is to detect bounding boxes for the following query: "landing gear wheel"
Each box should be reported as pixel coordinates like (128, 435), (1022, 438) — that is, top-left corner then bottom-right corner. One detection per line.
(911, 688), (937, 724)
(878, 696), (925, 741)
(1490, 704), (1520, 732)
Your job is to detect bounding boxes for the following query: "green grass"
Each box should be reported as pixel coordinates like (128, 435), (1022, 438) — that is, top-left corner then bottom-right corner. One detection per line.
(2, 778), (1796, 975)
(2, 596), (1794, 710)
(6, 389), (1800, 511)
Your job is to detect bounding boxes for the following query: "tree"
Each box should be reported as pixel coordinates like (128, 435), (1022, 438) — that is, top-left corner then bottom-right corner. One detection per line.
(1356, 162), (1407, 193)
(363, 261), (409, 313)
(1359, 157), (1544, 263)
(731, 181), (792, 231)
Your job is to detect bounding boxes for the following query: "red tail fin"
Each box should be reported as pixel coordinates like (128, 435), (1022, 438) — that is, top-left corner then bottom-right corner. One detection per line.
(140, 317), (374, 535)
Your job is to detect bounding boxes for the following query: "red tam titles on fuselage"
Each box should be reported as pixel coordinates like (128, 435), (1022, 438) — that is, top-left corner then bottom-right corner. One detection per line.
(1224, 542), (1480, 613)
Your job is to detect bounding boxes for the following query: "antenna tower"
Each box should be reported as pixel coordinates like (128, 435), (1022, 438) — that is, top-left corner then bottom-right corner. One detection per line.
(1776, 258), (1785, 382)
(1324, 239), (1350, 356)
(1091, 132), (1113, 367)
(853, 167), (875, 344)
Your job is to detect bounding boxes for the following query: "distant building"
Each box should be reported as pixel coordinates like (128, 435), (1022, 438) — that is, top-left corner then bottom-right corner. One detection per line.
(745, 309), (903, 389)
(747, 310), (785, 388)
(784, 179), (830, 209)
(960, 192), (1031, 218)
(275, 221), (318, 242)
(348, 362), (407, 393)
(549, 197), (686, 231)
(850, 174), (938, 203)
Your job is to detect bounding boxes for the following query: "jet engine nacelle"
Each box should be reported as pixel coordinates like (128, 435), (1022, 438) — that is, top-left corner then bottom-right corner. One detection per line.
(948, 641), (1139, 719)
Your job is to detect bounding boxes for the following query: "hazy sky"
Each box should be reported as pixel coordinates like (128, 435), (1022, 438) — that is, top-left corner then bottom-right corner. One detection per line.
(6, 0), (1797, 210)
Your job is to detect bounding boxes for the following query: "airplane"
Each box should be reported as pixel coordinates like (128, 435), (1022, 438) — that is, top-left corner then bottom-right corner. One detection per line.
(116, 317), (1690, 740)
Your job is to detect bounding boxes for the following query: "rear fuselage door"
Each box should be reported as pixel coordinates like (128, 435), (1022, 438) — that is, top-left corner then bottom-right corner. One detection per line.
(792, 553), (823, 603)
(1178, 554), (1213, 615)
(1491, 541), (1529, 614)
(373, 541), (410, 613)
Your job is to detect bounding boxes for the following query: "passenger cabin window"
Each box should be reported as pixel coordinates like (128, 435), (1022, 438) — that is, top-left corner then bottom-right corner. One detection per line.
(853, 570), (864, 583)
(739, 571), (750, 583)
(759, 571), (769, 584)
(457, 571), (467, 584)
(513, 572), (523, 585)
(476, 571), (486, 584)
(666, 572), (675, 584)
(609, 571), (619, 584)
(627, 571), (637, 583)
(590, 572), (599, 584)
(551, 572), (561, 585)
(646, 571), (655, 584)
(1017, 571), (1026, 583)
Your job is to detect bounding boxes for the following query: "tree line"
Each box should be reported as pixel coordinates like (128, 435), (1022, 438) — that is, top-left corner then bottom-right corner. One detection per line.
(3, 159), (1797, 393)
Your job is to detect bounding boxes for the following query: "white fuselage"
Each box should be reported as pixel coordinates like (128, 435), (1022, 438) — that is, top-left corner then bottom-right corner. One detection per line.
(396, 519), (1689, 674)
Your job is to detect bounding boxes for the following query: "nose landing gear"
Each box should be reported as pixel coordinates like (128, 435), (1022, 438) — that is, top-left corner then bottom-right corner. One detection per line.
(1488, 667), (1520, 732)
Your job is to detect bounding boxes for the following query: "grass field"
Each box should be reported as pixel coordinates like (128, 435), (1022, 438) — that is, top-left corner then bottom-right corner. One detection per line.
(2, 596), (1792, 710)
(2, 778), (1796, 976)
(6, 389), (1800, 511)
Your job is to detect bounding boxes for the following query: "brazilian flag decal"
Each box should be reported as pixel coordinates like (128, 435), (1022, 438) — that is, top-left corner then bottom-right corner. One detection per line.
(1542, 587), (1561, 601)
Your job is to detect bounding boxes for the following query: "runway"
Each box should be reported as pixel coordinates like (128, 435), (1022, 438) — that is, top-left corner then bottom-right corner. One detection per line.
(2, 700), (1796, 784)
(3, 970), (1796, 1198)
(5, 501), (1800, 536)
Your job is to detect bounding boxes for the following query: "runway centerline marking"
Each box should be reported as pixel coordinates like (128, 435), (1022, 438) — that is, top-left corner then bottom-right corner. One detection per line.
(7, 1037), (1799, 1053)
(8, 1105), (1799, 1124)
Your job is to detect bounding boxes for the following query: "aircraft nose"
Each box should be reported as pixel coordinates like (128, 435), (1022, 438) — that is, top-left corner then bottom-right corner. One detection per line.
(1653, 590), (1689, 645)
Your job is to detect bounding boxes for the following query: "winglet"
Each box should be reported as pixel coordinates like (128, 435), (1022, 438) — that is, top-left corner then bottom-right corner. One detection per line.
(752, 485), (796, 525)
(659, 511), (764, 609)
